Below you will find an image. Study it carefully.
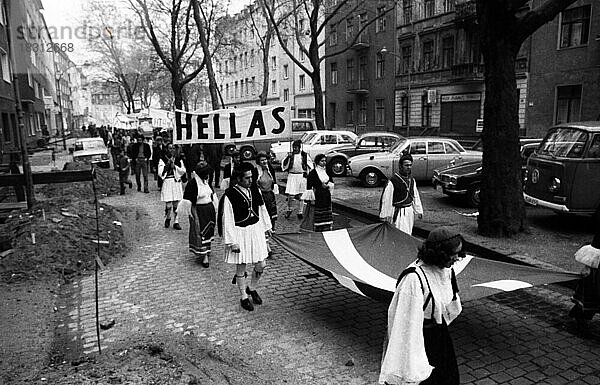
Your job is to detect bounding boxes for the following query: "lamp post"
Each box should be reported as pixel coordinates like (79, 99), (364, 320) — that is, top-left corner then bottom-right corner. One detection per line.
(381, 46), (411, 136)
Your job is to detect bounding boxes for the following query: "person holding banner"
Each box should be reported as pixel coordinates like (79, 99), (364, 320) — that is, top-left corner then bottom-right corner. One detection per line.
(158, 143), (186, 230)
(178, 161), (217, 268)
(282, 140), (311, 220)
(218, 162), (273, 312)
(220, 150), (242, 190)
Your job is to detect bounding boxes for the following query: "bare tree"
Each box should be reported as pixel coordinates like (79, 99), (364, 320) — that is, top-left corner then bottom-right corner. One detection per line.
(128, 0), (205, 110)
(264, 0), (395, 130)
(476, 0), (578, 237)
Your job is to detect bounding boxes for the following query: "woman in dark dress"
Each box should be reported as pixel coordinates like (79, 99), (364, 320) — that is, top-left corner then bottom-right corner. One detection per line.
(301, 154), (334, 232)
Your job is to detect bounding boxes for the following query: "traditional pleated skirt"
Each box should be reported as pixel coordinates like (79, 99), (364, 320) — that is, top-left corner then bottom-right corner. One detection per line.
(224, 221), (269, 264)
(285, 173), (306, 195)
(189, 203), (215, 257)
(313, 202), (333, 232)
(261, 190), (278, 221)
(161, 177), (183, 202)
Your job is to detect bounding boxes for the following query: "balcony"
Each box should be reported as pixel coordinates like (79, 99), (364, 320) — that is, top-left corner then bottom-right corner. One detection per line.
(346, 80), (370, 94)
(351, 34), (370, 50)
(455, 0), (477, 24)
(450, 63), (484, 81)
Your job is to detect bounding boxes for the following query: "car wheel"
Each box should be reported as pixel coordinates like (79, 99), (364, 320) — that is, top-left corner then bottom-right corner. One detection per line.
(240, 146), (256, 160)
(466, 186), (480, 208)
(361, 169), (381, 187)
(224, 144), (237, 156)
(328, 157), (347, 177)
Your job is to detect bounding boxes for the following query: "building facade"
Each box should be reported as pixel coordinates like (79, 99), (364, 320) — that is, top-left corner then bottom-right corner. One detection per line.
(0, 0), (17, 157)
(526, 0), (600, 138)
(324, 1), (397, 133)
(89, 81), (123, 127)
(214, 0), (324, 120)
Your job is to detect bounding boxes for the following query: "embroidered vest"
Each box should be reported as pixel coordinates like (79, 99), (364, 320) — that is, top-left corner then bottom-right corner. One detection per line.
(390, 173), (414, 208)
(224, 184), (264, 227)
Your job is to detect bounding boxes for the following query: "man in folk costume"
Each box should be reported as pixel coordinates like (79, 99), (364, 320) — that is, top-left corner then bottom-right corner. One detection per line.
(379, 153), (423, 235)
(282, 139), (312, 220)
(158, 143), (186, 230)
(252, 152), (279, 228)
(218, 162), (273, 312)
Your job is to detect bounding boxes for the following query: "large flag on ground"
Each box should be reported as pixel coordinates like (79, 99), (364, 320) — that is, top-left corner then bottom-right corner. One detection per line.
(272, 222), (580, 302)
(174, 105), (291, 145)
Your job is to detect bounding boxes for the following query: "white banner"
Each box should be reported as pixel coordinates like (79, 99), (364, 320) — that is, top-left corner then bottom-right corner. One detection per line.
(173, 105), (291, 144)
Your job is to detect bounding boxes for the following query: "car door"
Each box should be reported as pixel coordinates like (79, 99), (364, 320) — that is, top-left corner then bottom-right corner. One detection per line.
(444, 142), (463, 166)
(426, 141), (449, 179)
(312, 134), (339, 159)
(408, 141), (428, 180)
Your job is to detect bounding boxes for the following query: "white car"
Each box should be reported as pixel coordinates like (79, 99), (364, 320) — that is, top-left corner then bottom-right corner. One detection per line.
(72, 138), (111, 168)
(270, 130), (358, 168)
(348, 137), (482, 187)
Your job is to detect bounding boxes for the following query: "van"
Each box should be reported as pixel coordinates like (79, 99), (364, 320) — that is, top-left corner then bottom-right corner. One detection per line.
(225, 118), (317, 160)
(523, 122), (600, 215)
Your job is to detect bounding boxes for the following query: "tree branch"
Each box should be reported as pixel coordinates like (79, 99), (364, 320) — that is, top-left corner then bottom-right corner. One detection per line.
(516, 0), (578, 44)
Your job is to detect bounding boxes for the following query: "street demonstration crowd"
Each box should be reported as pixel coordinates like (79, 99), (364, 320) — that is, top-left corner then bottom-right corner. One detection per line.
(84, 126), (600, 385)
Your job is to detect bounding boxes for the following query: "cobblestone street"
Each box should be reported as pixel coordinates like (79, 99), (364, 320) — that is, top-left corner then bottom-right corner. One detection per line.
(57, 187), (600, 384)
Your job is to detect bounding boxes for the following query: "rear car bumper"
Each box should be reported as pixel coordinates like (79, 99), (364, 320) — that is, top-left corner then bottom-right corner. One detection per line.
(432, 176), (466, 195)
(523, 193), (569, 212)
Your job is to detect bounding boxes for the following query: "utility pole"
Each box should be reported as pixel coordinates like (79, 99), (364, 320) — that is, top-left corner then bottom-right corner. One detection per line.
(5, 0), (34, 207)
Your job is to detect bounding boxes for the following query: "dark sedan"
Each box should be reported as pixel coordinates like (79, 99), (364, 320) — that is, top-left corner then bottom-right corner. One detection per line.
(324, 132), (403, 176)
(432, 138), (542, 207)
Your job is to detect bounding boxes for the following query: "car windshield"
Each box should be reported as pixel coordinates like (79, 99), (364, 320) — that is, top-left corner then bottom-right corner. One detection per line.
(75, 140), (105, 151)
(301, 132), (317, 144)
(389, 137), (408, 153)
(537, 128), (589, 159)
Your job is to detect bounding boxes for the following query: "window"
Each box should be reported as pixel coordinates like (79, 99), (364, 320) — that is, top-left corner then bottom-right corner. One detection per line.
(346, 17), (354, 41)
(375, 99), (385, 126)
(424, 0), (435, 18)
(322, 135), (338, 145)
(444, 0), (455, 12)
(0, 49), (10, 82)
(250, 50), (255, 66)
(358, 13), (367, 39)
(299, 18), (305, 31)
(442, 37), (454, 68)
(283, 88), (289, 102)
(421, 94), (431, 127)
(2, 113), (10, 142)
(234, 81), (238, 98)
(422, 40), (433, 70)
(347, 58), (355, 83)
(401, 44), (412, 74)
(240, 79), (244, 97)
(330, 62), (338, 85)
(0, 0), (6, 25)
(410, 142), (426, 155)
(359, 56), (367, 81)
(299, 74), (305, 90)
(428, 142), (445, 154)
(346, 102), (354, 124)
(559, 5), (590, 48)
(245, 78), (249, 95)
(340, 135), (355, 143)
(297, 109), (314, 118)
(27, 69), (32, 88)
(376, 53), (384, 79)
(403, 0), (412, 24)
(445, 143), (460, 154)
(555, 85), (581, 124)
(359, 100), (367, 124)
(329, 23), (338, 46)
(299, 49), (305, 62)
(244, 52), (248, 68)
(225, 60), (229, 72)
(401, 95), (409, 126)
(251, 76), (256, 94)
(587, 135), (600, 159)
(271, 56), (277, 69)
(271, 79), (277, 94)
(376, 7), (386, 32)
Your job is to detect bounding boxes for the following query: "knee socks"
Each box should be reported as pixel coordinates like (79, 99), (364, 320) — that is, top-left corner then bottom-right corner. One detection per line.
(235, 273), (248, 300)
(248, 267), (263, 292)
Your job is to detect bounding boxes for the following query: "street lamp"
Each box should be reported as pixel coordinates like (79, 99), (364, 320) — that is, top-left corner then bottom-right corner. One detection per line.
(381, 46), (411, 136)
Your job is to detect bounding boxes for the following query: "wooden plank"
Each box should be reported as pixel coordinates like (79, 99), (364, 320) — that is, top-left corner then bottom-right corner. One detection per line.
(0, 202), (28, 210)
(0, 170), (94, 186)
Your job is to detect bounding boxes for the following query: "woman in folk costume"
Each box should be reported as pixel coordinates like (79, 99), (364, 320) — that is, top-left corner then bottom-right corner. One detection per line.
(300, 153), (334, 232)
(218, 162), (273, 312)
(252, 152), (279, 228)
(379, 153), (423, 235)
(569, 205), (600, 325)
(178, 161), (218, 268)
(282, 139), (312, 220)
(158, 143), (186, 230)
(380, 227), (465, 385)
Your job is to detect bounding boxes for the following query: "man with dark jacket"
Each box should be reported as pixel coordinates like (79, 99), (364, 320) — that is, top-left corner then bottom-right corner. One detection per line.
(128, 135), (152, 193)
(203, 143), (223, 189)
(152, 136), (165, 189)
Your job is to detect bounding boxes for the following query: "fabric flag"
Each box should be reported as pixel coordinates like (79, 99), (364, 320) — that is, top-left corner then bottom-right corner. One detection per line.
(272, 222), (580, 302)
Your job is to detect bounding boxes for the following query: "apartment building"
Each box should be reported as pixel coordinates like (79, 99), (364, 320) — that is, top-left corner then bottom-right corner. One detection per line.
(0, 0), (17, 156)
(526, 0), (600, 138)
(214, 1), (324, 119)
(324, 1), (396, 133)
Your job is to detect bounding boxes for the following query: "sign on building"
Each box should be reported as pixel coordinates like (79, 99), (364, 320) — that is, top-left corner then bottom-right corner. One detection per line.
(174, 105), (291, 144)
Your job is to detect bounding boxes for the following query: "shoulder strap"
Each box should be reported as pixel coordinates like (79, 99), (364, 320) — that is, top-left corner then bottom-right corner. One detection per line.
(396, 267), (432, 311)
(418, 266), (435, 317)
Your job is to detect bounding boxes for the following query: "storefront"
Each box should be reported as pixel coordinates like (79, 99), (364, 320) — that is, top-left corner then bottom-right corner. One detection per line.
(439, 93), (482, 136)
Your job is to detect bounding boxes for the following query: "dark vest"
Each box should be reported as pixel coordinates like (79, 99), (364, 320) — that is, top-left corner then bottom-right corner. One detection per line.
(283, 151), (308, 173)
(390, 172), (414, 208)
(218, 184), (264, 236)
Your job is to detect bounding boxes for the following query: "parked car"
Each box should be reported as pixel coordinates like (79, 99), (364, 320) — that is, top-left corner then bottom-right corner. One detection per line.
(225, 118), (318, 160)
(431, 138), (543, 207)
(347, 137), (481, 187)
(523, 122), (600, 215)
(270, 130), (358, 169)
(72, 138), (111, 168)
(324, 132), (403, 176)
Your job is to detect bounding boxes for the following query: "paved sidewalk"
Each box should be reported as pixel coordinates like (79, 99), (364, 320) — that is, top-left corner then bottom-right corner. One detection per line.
(59, 188), (600, 384)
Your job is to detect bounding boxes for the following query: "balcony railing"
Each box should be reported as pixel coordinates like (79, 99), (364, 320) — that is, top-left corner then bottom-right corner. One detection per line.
(351, 33), (370, 50)
(450, 63), (484, 79)
(346, 79), (370, 94)
(455, 0), (476, 21)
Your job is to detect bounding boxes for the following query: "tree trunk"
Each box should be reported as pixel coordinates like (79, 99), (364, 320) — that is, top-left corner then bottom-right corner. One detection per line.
(311, 64), (325, 130)
(191, 0), (219, 110)
(477, 4), (525, 237)
(259, 33), (271, 106)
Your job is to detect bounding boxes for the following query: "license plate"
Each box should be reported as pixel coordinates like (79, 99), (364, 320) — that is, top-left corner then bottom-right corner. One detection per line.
(524, 195), (537, 206)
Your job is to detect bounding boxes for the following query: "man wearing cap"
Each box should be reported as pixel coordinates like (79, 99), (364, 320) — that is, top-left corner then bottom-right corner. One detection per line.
(379, 153), (423, 235)
(128, 135), (152, 193)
